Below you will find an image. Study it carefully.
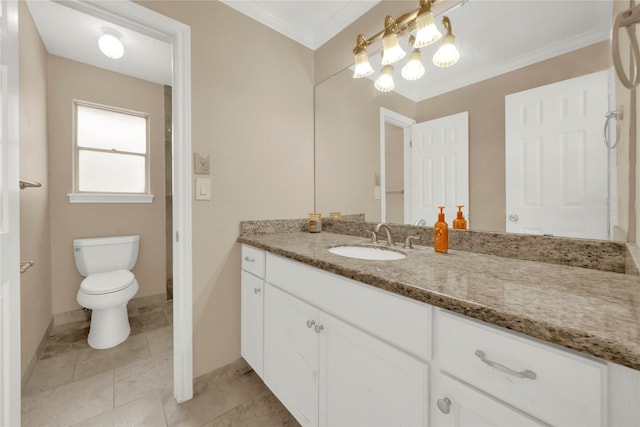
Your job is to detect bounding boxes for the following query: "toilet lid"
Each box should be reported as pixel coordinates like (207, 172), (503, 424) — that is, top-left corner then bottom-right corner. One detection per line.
(80, 270), (135, 295)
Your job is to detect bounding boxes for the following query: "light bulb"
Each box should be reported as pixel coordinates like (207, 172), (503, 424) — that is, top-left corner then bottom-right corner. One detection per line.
(375, 65), (395, 92)
(402, 50), (425, 80)
(413, 3), (442, 48)
(433, 34), (459, 68)
(353, 49), (374, 78)
(98, 29), (124, 59)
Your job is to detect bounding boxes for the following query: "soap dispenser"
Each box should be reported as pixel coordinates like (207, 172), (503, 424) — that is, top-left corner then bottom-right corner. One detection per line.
(453, 205), (467, 230)
(434, 206), (448, 253)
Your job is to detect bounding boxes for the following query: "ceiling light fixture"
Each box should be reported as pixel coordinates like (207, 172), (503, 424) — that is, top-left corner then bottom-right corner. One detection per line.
(351, 0), (461, 92)
(98, 28), (124, 59)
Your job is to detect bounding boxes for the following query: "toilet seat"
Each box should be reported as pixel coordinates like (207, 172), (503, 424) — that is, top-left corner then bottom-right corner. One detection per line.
(80, 270), (135, 295)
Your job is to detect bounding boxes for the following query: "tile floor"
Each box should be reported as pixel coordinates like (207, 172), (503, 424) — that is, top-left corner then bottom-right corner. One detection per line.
(22, 301), (298, 426)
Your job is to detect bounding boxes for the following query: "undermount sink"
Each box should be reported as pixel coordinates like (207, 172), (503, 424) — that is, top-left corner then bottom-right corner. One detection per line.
(328, 245), (406, 261)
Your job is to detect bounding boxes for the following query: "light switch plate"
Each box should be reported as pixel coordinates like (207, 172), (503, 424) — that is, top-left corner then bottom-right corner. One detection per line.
(194, 152), (210, 175)
(195, 177), (211, 200)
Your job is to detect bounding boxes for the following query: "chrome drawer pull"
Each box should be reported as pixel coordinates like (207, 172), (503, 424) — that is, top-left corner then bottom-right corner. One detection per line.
(474, 350), (537, 380)
(243, 256), (255, 263)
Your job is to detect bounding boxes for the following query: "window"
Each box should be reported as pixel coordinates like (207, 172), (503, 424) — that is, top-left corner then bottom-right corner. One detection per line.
(70, 101), (153, 203)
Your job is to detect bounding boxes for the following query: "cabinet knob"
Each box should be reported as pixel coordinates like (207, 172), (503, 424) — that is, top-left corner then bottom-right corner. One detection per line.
(244, 256), (255, 263)
(437, 397), (451, 414)
(314, 324), (324, 334)
(306, 320), (315, 328)
(254, 288), (261, 294)
(508, 214), (519, 223)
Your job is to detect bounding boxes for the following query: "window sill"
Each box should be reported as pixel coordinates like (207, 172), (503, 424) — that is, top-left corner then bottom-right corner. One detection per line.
(67, 193), (155, 204)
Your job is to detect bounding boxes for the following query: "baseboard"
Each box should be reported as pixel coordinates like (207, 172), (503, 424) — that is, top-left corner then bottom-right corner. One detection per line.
(21, 316), (54, 393)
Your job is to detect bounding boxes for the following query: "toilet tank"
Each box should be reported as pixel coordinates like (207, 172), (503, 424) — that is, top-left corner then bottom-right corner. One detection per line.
(73, 235), (140, 276)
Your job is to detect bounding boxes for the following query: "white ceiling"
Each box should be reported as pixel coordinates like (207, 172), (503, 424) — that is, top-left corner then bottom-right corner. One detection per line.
(26, 0), (613, 102)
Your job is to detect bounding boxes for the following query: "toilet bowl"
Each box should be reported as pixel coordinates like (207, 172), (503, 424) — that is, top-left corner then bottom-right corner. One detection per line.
(73, 235), (140, 349)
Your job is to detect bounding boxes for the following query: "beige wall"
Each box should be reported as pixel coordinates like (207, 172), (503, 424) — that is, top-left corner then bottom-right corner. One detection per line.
(18, 0), (52, 377)
(385, 123), (404, 224)
(47, 56), (166, 314)
(138, 0), (315, 377)
(315, 70), (415, 221)
(415, 41), (612, 232)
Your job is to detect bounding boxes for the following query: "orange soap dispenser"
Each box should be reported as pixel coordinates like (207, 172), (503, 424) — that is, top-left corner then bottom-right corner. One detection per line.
(453, 205), (467, 230)
(434, 206), (448, 253)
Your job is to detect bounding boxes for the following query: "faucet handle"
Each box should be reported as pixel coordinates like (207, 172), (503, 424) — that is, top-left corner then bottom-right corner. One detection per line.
(404, 235), (419, 249)
(369, 231), (378, 243)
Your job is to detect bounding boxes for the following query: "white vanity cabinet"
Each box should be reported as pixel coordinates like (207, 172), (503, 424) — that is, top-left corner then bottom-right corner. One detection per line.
(240, 245), (265, 378)
(263, 253), (430, 427)
(240, 244), (640, 427)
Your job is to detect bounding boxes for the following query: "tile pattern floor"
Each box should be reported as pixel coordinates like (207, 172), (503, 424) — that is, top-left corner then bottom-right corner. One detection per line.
(22, 301), (298, 426)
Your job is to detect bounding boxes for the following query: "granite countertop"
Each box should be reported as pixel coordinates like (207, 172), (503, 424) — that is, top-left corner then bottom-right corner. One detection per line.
(238, 231), (640, 371)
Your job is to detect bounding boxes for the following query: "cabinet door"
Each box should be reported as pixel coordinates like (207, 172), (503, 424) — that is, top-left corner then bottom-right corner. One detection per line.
(319, 313), (429, 427)
(240, 271), (264, 377)
(432, 374), (546, 427)
(264, 284), (319, 427)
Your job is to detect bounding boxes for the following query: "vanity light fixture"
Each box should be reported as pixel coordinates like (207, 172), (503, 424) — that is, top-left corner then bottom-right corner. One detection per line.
(433, 17), (460, 67)
(352, 35), (375, 78)
(414, 0), (442, 48)
(351, 0), (461, 92)
(98, 28), (124, 59)
(381, 16), (406, 65)
(401, 36), (426, 80)
(375, 65), (395, 92)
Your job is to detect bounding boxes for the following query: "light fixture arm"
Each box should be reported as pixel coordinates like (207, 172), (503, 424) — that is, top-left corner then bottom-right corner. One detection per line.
(442, 16), (453, 35)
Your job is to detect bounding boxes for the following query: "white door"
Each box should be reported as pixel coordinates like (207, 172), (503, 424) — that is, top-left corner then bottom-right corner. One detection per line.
(505, 71), (610, 239)
(240, 271), (263, 378)
(432, 374), (546, 427)
(318, 312), (428, 427)
(263, 284), (319, 427)
(0, 0), (20, 425)
(410, 112), (469, 226)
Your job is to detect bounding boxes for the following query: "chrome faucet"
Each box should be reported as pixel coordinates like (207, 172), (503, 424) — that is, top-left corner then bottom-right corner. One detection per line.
(374, 223), (394, 246)
(414, 218), (427, 226)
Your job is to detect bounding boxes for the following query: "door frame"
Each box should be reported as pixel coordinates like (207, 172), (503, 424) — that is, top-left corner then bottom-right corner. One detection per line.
(379, 108), (414, 223)
(53, 0), (193, 402)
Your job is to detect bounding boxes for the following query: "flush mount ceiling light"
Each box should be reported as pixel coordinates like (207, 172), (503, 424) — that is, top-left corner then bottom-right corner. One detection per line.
(351, 0), (462, 92)
(98, 28), (124, 59)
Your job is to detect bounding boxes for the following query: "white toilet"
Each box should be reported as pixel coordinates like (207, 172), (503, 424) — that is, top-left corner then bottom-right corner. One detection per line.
(73, 235), (140, 349)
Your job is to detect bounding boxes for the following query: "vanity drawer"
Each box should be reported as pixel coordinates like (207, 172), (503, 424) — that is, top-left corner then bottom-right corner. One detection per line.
(267, 253), (431, 360)
(436, 310), (605, 427)
(242, 245), (265, 278)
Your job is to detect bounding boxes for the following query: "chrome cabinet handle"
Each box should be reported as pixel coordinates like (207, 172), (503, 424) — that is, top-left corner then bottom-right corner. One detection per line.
(474, 350), (537, 380)
(314, 324), (324, 334)
(437, 397), (451, 414)
(243, 256), (255, 263)
(508, 214), (519, 223)
(306, 320), (315, 328)
(253, 288), (261, 294)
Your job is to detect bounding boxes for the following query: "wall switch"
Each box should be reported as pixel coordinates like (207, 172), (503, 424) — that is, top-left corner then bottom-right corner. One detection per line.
(195, 177), (211, 200)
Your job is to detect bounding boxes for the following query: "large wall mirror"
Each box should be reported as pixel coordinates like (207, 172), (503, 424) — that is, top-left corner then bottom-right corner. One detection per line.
(315, 0), (623, 241)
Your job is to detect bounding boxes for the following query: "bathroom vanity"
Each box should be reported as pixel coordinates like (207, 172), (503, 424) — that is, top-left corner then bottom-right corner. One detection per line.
(238, 228), (640, 427)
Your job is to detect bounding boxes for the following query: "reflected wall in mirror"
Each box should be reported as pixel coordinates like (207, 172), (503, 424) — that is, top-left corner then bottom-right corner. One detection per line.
(315, 0), (621, 240)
